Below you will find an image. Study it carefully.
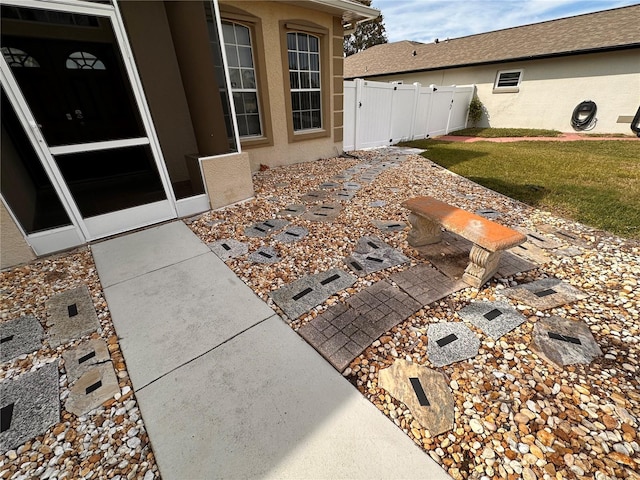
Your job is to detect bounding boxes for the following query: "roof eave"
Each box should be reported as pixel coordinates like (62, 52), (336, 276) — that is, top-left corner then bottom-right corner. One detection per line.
(345, 43), (640, 80)
(306, 0), (380, 26)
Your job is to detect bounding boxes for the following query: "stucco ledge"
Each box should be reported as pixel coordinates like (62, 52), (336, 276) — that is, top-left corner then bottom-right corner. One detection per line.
(199, 152), (255, 210)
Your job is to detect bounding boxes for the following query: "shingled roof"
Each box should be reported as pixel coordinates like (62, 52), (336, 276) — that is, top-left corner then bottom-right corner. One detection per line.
(345, 5), (640, 79)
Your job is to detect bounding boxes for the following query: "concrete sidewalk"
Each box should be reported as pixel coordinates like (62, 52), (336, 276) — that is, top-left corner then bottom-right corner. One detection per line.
(91, 221), (451, 480)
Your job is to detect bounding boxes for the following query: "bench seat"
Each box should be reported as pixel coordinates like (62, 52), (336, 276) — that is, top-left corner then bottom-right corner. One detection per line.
(402, 196), (527, 288)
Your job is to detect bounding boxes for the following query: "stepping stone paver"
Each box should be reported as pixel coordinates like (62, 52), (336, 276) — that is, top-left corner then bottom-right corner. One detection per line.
(554, 247), (583, 257)
(369, 200), (387, 207)
(300, 190), (328, 203)
(343, 182), (361, 191)
(536, 224), (592, 248)
(475, 208), (502, 220)
(277, 204), (306, 217)
(65, 362), (120, 416)
(427, 322), (480, 367)
(378, 360), (454, 436)
(0, 362), (59, 452)
(243, 219), (289, 238)
(390, 264), (466, 307)
(458, 301), (527, 339)
(270, 268), (356, 321)
(274, 226), (309, 243)
(372, 220), (408, 232)
(62, 338), (111, 384)
(299, 280), (421, 371)
(302, 203), (342, 222)
(319, 181), (340, 189)
(45, 286), (100, 348)
(501, 278), (588, 310)
(0, 316), (43, 362)
(345, 236), (409, 276)
(495, 251), (538, 278)
(510, 242), (550, 264)
(208, 238), (248, 260)
(249, 246), (281, 264)
(516, 228), (562, 249)
(531, 316), (602, 367)
(332, 189), (357, 201)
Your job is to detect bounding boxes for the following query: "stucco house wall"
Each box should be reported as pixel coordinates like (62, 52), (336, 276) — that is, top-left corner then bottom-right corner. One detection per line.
(366, 50), (639, 134)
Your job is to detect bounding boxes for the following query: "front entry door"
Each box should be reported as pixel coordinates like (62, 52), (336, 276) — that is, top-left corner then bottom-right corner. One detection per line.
(1, 1), (176, 243)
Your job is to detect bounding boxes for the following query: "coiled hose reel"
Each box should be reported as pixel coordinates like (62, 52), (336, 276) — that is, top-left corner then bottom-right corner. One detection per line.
(571, 100), (597, 131)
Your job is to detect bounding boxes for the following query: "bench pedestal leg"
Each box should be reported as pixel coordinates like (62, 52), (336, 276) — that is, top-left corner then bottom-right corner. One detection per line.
(463, 245), (502, 288)
(407, 213), (442, 247)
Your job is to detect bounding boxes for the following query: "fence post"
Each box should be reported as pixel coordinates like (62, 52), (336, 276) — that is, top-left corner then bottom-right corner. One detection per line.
(354, 78), (364, 150)
(444, 85), (456, 135)
(409, 82), (421, 140)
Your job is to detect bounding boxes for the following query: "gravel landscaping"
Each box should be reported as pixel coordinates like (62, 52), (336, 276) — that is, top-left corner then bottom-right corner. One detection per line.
(1, 147), (638, 480)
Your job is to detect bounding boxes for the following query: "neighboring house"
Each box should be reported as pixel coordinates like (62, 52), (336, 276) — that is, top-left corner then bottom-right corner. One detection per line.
(345, 5), (640, 135)
(0, 0), (378, 269)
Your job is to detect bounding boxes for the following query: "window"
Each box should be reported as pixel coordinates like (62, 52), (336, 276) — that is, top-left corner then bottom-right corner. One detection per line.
(66, 51), (106, 70)
(1, 47), (40, 68)
(222, 21), (261, 138)
(493, 69), (523, 93)
(287, 32), (321, 131)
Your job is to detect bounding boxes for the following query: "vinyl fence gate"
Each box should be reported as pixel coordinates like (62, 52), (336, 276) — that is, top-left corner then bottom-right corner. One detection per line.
(343, 79), (475, 151)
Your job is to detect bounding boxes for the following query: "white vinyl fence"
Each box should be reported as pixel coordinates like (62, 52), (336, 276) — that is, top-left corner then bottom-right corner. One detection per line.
(343, 79), (475, 151)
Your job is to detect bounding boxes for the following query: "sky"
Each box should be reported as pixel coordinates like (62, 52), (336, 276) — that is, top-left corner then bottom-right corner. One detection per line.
(372, 0), (640, 44)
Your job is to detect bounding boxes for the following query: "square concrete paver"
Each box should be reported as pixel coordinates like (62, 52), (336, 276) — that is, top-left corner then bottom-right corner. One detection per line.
(208, 239), (248, 261)
(244, 219), (289, 238)
(372, 220), (408, 233)
(249, 246), (281, 264)
(299, 280), (421, 371)
(510, 242), (550, 264)
(501, 278), (588, 310)
(277, 204), (306, 217)
(427, 322), (480, 367)
(270, 268), (356, 321)
(302, 203), (342, 222)
(345, 236), (409, 276)
(62, 338), (111, 383)
(496, 251), (538, 278)
(0, 362), (59, 452)
(458, 301), (528, 339)
(273, 226), (309, 243)
(0, 316), (43, 362)
(516, 228), (562, 249)
(390, 264), (466, 306)
(65, 362), (120, 416)
(45, 285), (100, 348)
(300, 190), (328, 203)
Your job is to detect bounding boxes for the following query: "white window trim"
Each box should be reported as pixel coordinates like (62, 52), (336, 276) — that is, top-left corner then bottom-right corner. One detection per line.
(493, 69), (523, 93)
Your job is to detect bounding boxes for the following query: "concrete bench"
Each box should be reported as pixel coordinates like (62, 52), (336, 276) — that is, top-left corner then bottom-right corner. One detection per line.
(402, 196), (527, 288)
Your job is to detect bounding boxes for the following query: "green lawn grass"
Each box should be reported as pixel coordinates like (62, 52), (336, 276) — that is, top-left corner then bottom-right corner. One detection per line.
(399, 139), (640, 238)
(448, 127), (563, 137)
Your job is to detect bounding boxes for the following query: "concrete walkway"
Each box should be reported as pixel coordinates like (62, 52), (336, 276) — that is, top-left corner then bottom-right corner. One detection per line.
(91, 221), (451, 480)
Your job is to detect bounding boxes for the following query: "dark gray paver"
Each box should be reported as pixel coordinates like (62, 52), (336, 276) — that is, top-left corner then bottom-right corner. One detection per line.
(531, 316), (602, 367)
(0, 316), (43, 362)
(500, 278), (588, 310)
(475, 208), (502, 220)
(270, 268), (356, 321)
(45, 286), (100, 348)
(300, 190), (328, 203)
(299, 280), (421, 371)
(343, 182), (362, 191)
(390, 264), (466, 307)
(243, 219), (289, 238)
(427, 322), (480, 367)
(516, 228), (562, 250)
(0, 362), (59, 452)
(369, 200), (387, 207)
(274, 226), (309, 243)
(372, 220), (408, 232)
(249, 246), (281, 264)
(378, 360), (454, 436)
(345, 236), (409, 276)
(496, 251), (538, 278)
(332, 189), (357, 202)
(319, 181), (341, 190)
(302, 203), (342, 222)
(277, 204), (306, 217)
(65, 362), (120, 416)
(208, 238), (248, 260)
(62, 338), (111, 383)
(458, 301), (527, 339)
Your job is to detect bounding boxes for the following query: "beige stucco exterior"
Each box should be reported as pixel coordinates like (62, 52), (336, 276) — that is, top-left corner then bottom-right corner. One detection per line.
(366, 50), (639, 134)
(200, 152), (255, 209)
(1, 202), (35, 269)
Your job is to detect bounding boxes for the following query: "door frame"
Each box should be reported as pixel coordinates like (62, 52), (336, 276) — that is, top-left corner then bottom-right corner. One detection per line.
(0, 0), (180, 254)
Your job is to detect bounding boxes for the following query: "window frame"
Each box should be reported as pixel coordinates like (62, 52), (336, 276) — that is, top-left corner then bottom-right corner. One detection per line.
(280, 20), (330, 143)
(218, 5), (272, 149)
(493, 69), (523, 93)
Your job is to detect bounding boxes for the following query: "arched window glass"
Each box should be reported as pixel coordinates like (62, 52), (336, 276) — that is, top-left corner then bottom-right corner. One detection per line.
(1, 47), (40, 68)
(66, 51), (106, 70)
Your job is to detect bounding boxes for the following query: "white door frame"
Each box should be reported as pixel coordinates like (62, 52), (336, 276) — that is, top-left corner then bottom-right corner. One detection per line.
(0, 0), (180, 253)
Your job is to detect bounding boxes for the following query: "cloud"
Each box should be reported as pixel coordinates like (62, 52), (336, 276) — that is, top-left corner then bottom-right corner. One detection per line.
(373, 0), (640, 43)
